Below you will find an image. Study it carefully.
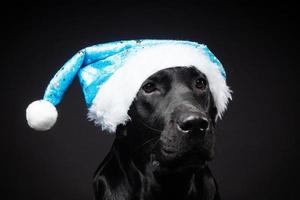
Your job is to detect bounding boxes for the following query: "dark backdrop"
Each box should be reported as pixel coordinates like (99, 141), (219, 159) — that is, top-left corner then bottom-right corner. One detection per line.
(3, 1), (299, 200)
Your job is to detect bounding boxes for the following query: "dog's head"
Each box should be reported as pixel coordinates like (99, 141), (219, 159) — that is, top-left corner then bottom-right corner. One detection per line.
(121, 66), (218, 170)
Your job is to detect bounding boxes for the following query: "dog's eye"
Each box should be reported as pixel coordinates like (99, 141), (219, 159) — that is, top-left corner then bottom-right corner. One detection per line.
(142, 82), (156, 93)
(195, 78), (207, 90)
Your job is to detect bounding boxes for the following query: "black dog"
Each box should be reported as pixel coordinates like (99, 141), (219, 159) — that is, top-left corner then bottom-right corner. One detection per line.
(93, 66), (220, 200)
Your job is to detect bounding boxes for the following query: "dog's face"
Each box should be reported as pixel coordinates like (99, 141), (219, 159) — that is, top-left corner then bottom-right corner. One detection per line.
(127, 66), (218, 170)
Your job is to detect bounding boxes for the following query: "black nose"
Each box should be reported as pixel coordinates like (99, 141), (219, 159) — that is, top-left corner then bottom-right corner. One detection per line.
(177, 114), (209, 133)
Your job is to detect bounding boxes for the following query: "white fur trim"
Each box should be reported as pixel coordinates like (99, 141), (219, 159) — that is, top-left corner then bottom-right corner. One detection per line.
(88, 44), (232, 133)
(26, 100), (58, 131)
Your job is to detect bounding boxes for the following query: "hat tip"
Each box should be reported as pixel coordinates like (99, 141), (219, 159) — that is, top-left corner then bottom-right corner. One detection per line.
(26, 100), (58, 131)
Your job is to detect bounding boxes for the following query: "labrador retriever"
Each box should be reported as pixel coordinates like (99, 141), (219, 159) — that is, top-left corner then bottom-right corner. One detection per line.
(93, 66), (220, 200)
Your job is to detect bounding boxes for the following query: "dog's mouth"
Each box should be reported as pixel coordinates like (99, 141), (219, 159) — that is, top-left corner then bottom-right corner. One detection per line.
(155, 148), (206, 172)
(160, 147), (202, 160)
(155, 142), (208, 170)
(161, 147), (177, 156)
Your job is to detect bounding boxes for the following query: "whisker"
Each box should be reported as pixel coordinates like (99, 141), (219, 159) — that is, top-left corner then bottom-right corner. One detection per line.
(135, 118), (163, 134)
(132, 136), (160, 154)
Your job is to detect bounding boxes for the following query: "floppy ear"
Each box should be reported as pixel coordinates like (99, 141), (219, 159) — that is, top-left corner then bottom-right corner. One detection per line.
(93, 148), (132, 200)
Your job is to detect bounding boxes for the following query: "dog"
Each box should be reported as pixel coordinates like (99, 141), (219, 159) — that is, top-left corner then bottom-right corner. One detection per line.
(93, 66), (220, 200)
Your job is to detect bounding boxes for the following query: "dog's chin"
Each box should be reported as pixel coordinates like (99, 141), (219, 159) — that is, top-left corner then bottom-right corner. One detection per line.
(155, 148), (210, 172)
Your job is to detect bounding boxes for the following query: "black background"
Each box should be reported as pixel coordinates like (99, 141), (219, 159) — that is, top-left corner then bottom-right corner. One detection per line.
(3, 1), (299, 200)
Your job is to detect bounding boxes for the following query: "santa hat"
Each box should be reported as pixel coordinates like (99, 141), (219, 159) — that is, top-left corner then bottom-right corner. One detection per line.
(26, 39), (232, 133)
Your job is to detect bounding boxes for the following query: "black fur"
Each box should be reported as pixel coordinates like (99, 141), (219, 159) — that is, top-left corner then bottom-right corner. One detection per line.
(93, 67), (220, 200)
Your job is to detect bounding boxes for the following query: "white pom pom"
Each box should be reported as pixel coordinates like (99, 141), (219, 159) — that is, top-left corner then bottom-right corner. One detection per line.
(26, 100), (58, 131)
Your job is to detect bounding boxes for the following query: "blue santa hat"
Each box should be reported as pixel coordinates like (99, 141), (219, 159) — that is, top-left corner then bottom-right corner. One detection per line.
(26, 39), (232, 133)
